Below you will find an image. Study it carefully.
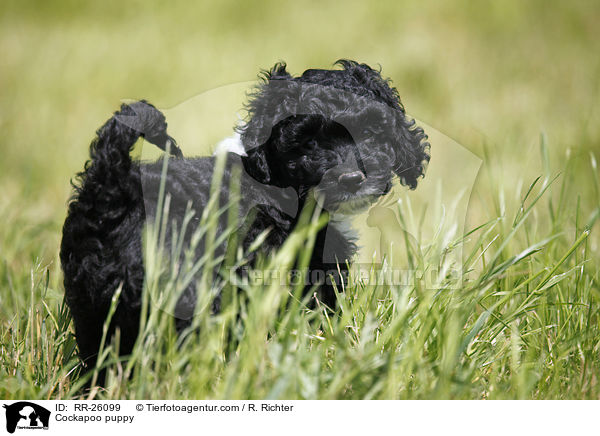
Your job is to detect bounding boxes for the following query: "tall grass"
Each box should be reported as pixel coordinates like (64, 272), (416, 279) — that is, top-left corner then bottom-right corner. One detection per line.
(1, 0), (598, 400)
(1, 142), (598, 399)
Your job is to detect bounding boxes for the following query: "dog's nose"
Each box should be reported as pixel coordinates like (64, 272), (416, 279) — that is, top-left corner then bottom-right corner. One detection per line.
(338, 171), (366, 192)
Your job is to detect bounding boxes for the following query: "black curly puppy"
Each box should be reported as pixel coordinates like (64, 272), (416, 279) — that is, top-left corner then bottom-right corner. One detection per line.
(61, 60), (429, 368)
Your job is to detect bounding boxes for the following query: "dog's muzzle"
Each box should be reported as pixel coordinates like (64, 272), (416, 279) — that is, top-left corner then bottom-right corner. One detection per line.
(338, 171), (366, 193)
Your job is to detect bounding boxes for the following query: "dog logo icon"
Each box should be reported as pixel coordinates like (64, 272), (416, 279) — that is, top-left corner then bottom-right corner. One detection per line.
(2, 402), (50, 433)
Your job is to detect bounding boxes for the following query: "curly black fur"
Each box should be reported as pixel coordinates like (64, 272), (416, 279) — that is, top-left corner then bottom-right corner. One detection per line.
(60, 60), (430, 370)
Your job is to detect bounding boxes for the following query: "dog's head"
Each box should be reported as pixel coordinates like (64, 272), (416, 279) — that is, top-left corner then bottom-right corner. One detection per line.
(239, 60), (430, 213)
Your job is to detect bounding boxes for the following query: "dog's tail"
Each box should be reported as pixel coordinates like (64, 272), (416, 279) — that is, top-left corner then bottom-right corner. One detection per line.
(70, 100), (181, 215)
(85, 99), (180, 184)
(61, 101), (181, 368)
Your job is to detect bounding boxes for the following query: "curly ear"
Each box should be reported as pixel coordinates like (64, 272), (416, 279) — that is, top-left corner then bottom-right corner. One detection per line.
(238, 62), (294, 150)
(238, 62), (297, 185)
(393, 115), (430, 189)
(332, 60), (430, 188)
(241, 145), (272, 184)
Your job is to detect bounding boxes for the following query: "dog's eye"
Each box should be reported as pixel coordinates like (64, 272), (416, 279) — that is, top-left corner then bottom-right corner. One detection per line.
(304, 139), (318, 150)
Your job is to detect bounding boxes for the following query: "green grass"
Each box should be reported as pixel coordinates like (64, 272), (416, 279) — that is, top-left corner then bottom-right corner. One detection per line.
(0, 0), (599, 399)
(1, 144), (599, 399)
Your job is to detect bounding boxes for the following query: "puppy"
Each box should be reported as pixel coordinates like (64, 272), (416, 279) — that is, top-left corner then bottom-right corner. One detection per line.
(60, 59), (429, 368)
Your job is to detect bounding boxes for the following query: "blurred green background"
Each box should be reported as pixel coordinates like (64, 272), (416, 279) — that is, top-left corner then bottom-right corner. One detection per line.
(1, 0), (598, 272)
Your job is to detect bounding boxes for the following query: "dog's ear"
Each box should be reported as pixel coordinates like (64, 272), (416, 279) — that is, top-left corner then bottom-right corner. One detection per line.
(392, 114), (430, 189)
(239, 62), (294, 184)
(241, 144), (272, 184)
(333, 60), (430, 189)
(240, 62), (293, 144)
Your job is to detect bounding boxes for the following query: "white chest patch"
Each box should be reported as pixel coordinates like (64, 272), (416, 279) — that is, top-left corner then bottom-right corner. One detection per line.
(214, 132), (247, 156)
